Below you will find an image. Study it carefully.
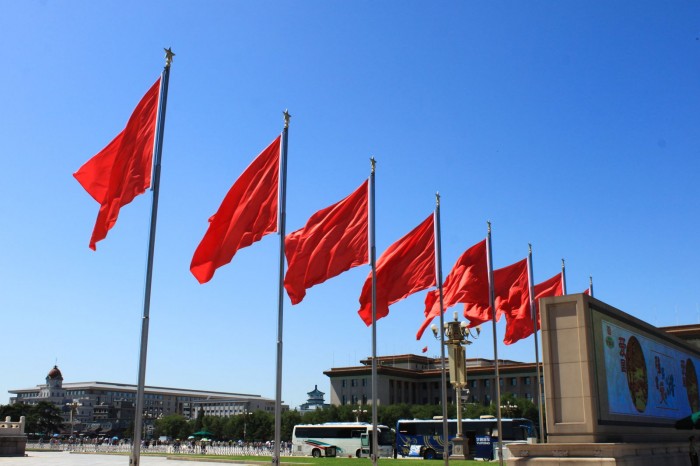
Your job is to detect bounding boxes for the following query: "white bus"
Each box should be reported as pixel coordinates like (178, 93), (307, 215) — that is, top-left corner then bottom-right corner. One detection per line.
(291, 422), (394, 458)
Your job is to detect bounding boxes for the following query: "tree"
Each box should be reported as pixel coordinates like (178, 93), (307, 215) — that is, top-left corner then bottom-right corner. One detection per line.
(282, 410), (302, 442)
(32, 402), (63, 435)
(155, 414), (189, 439)
(193, 408), (204, 432)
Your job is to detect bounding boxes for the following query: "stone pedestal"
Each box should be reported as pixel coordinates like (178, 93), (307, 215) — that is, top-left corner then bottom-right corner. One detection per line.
(507, 442), (688, 466)
(0, 436), (26, 457)
(450, 436), (469, 459)
(0, 416), (27, 456)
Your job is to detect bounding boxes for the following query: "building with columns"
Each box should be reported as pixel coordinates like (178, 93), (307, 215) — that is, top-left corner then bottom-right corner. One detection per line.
(324, 354), (541, 407)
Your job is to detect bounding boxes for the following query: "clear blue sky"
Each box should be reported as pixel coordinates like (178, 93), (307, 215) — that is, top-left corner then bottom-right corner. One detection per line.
(1, 1), (698, 410)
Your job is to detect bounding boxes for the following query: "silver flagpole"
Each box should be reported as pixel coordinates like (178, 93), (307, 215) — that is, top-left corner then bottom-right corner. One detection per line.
(589, 276), (594, 297)
(527, 245), (545, 443)
(561, 259), (567, 295)
(434, 194), (449, 466)
(129, 47), (174, 466)
(272, 110), (290, 466)
(369, 158), (378, 466)
(485, 222), (504, 466)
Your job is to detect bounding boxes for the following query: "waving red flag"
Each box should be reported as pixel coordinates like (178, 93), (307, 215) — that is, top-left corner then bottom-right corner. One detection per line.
(74, 78), (161, 250)
(494, 259), (532, 345)
(502, 268), (563, 345)
(533, 272), (564, 326)
(190, 136), (281, 284)
(465, 258), (529, 329)
(284, 180), (369, 304)
(416, 239), (489, 339)
(358, 214), (435, 325)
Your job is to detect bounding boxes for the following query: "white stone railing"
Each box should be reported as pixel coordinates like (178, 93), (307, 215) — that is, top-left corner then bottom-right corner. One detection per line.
(0, 416), (25, 436)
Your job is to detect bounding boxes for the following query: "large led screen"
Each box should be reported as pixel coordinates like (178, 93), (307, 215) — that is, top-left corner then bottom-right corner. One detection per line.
(592, 307), (700, 425)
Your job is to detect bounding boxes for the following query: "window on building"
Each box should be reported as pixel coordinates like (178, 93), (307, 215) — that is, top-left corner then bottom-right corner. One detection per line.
(362, 378), (366, 387)
(342, 380), (346, 388)
(351, 379), (356, 387)
(510, 377), (517, 386)
(484, 380), (490, 388)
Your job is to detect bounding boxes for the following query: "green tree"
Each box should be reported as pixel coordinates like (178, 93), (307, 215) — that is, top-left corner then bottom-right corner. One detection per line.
(193, 408), (204, 432)
(32, 402), (63, 435)
(154, 414), (189, 439)
(282, 410), (302, 442)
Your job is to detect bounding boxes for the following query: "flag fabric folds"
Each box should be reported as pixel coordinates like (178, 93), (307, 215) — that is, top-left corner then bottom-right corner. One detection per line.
(503, 270), (563, 345)
(190, 136), (281, 284)
(470, 258), (529, 344)
(416, 239), (489, 339)
(357, 214), (436, 325)
(284, 180), (369, 304)
(74, 78), (161, 250)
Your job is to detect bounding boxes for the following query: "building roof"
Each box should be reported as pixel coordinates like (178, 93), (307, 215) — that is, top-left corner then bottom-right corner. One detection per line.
(660, 324), (700, 339)
(47, 365), (63, 379)
(325, 357), (538, 379)
(10, 380), (264, 399)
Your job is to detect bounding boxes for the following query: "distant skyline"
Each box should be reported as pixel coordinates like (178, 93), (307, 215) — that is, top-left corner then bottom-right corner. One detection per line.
(1, 1), (698, 410)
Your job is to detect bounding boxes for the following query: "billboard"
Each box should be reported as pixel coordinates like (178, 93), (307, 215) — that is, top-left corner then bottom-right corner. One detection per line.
(592, 305), (700, 426)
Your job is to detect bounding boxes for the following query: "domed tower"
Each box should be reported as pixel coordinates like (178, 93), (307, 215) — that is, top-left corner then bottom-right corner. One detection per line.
(40, 365), (65, 399)
(46, 366), (63, 388)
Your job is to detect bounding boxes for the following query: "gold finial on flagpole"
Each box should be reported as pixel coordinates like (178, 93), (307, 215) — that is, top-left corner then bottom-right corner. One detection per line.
(164, 47), (175, 67)
(436, 192), (440, 207)
(370, 157), (376, 173)
(283, 110), (291, 128)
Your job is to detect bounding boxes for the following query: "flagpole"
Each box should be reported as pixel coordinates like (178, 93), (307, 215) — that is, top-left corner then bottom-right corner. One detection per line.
(527, 245), (545, 443)
(272, 110), (290, 466)
(485, 222), (504, 466)
(434, 194), (449, 466)
(589, 276), (594, 297)
(129, 47), (173, 466)
(369, 157), (378, 466)
(561, 259), (567, 295)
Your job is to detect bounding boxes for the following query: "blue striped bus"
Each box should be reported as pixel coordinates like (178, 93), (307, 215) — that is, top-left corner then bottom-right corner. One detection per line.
(395, 417), (537, 459)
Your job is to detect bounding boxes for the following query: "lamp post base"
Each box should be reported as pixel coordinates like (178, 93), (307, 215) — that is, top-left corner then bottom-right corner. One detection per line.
(451, 436), (469, 459)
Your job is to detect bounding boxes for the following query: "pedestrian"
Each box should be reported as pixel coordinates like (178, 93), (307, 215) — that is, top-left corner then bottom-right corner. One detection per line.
(690, 435), (699, 466)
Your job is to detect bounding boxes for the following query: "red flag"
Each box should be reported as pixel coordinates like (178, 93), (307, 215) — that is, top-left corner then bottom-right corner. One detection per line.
(74, 78), (161, 250)
(357, 214), (435, 325)
(503, 270), (563, 345)
(284, 180), (369, 304)
(190, 136), (281, 284)
(583, 288), (590, 295)
(533, 273), (564, 324)
(422, 346), (428, 353)
(468, 258), (529, 345)
(416, 240), (489, 339)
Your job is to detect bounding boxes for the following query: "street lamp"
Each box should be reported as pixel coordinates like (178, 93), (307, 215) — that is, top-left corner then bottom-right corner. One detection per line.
(432, 311), (480, 459)
(66, 401), (81, 438)
(352, 405), (367, 423)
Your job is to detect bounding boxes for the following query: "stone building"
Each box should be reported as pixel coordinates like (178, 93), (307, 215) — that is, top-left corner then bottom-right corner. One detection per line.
(324, 354), (541, 407)
(9, 366), (283, 434)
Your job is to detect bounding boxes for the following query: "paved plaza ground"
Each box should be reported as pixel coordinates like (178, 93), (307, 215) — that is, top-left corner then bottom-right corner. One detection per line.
(0, 451), (259, 466)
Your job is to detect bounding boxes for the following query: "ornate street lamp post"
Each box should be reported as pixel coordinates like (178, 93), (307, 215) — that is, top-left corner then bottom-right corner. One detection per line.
(432, 311), (480, 459)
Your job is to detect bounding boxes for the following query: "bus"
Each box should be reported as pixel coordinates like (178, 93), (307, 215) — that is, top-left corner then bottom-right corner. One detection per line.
(395, 417), (537, 460)
(292, 422), (394, 458)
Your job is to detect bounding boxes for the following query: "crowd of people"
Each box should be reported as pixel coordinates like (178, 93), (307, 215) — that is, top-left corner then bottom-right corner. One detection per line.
(29, 437), (292, 457)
